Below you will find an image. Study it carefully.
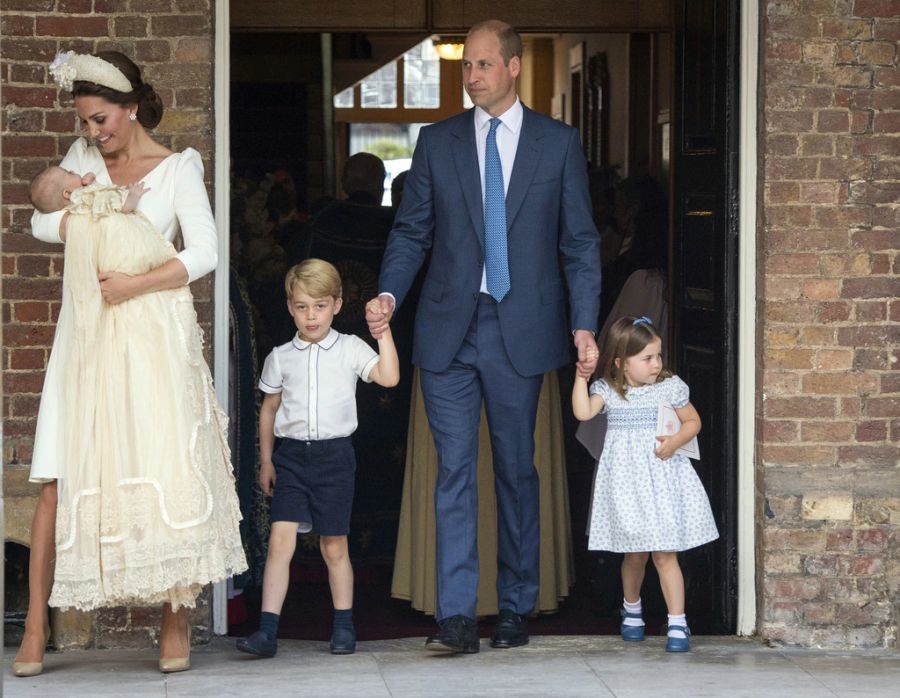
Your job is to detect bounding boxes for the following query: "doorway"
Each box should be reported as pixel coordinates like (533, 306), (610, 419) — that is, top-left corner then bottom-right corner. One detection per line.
(223, 6), (741, 640)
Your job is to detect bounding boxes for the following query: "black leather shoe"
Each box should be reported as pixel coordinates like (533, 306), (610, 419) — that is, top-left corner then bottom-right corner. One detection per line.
(236, 630), (278, 658)
(490, 609), (529, 648)
(425, 615), (480, 654)
(330, 624), (356, 655)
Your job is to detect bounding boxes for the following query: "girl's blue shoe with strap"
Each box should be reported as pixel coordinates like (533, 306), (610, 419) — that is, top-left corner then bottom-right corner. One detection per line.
(620, 610), (645, 642)
(665, 624), (691, 652)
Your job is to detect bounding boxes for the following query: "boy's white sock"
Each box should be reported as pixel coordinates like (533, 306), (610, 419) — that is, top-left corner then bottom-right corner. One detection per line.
(622, 598), (644, 627)
(667, 613), (688, 638)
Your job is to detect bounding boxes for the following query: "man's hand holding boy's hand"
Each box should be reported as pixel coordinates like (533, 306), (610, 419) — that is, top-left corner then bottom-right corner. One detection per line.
(366, 295), (394, 339)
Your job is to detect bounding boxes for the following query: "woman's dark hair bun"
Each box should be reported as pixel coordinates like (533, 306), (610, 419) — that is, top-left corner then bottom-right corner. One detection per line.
(72, 51), (164, 130)
(136, 82), (163, 129)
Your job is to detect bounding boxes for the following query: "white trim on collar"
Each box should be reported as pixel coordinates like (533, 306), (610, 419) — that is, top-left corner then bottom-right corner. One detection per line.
(291, 328), (339, 351)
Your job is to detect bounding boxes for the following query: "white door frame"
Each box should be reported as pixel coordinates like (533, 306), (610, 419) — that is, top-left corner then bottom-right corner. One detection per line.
(736, 0), (758, 637)
(211, 0), (231, 636)
(209, 0), (759, 636)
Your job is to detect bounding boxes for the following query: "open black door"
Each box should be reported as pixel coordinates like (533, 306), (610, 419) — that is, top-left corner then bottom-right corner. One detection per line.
(671, 0), (740, 633)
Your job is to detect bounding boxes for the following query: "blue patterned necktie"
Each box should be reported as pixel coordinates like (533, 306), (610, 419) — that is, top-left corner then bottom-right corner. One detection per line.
(484, 117), (510, 302)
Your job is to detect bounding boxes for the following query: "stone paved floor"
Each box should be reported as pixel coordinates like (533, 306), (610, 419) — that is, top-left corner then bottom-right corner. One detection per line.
(4, 636), (900, 697)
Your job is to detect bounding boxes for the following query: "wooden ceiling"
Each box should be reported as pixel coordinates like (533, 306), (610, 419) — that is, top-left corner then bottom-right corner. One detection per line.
(231, 0), (674, 33)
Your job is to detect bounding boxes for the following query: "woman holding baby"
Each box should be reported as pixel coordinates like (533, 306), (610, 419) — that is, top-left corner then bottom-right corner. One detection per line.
(13, 50), (246, 677)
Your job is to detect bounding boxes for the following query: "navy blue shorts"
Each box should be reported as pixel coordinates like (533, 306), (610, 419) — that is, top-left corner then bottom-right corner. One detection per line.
(269, 437), (356, 536)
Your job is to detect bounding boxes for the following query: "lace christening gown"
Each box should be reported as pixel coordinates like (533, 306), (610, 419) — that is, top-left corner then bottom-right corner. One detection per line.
(45, 184), (247, 610)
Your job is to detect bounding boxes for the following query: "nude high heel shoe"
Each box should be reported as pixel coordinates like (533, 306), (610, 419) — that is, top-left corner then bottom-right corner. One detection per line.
(11, 660), (44, 678)
(12, 623), (50, 677)
(159, 618), (191, 673)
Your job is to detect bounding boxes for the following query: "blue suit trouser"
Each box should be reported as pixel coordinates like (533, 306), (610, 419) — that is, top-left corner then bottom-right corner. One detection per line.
(420, 294), (543, 621)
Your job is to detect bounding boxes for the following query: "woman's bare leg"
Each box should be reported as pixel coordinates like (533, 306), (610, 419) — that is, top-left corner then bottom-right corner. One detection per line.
(159, 603), (190, 659)
(14, 481), (57, 664)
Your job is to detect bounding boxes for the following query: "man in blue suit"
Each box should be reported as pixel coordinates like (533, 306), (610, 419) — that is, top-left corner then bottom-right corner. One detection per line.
(367, 19), (601, 653)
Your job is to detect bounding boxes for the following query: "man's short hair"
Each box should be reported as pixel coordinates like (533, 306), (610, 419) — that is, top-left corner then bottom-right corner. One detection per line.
(468, 19), (523, 64)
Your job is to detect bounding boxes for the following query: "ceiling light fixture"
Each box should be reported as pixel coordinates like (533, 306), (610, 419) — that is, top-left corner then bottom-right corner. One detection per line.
(432, 36), (465, 61)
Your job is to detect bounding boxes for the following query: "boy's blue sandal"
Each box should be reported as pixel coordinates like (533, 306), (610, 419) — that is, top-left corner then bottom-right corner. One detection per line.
(665, 625), (691, 653)
(620, 610), (645, 642)
(236, 630), (278, 658)
(330, 625), (357, 655)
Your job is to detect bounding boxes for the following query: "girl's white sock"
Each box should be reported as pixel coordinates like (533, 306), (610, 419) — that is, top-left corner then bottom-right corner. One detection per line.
(667, 613), (688, 638)
(622, 598), (644, 627)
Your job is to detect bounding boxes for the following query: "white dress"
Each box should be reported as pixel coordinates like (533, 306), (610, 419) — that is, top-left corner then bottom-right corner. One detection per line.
(29, 141), (247, 611)
(31, 138), (219, 482)
(586, 376), (719, 553)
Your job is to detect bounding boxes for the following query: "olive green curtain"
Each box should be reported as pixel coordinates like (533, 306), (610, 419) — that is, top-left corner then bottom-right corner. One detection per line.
(391, 370), (574, 616)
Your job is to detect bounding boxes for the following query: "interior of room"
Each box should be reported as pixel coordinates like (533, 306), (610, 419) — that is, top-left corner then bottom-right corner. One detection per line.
(226, 10), (738, 640)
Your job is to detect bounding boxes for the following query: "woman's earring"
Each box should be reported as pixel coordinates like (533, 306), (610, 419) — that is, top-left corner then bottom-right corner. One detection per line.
(129, 112), (137, 121)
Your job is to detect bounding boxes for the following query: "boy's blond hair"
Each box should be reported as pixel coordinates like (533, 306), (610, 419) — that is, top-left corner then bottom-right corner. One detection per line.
(284, 258), (342, 299)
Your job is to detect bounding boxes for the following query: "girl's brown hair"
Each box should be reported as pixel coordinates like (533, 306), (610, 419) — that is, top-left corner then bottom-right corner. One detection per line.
(597, 316), (671, 398)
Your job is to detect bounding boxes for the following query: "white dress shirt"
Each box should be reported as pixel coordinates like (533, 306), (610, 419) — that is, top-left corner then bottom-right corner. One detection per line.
(473, 99), (523, 294)
(259, 329), (379, 441)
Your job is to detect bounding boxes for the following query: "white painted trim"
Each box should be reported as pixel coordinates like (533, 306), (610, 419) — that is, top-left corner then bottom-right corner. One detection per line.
(212, 0), (231, 636)
(204, 3), (758, 637)
(737, 0), (759, 637)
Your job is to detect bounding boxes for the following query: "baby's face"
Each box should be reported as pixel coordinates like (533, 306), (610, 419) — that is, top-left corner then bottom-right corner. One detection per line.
(59, 168), (85, 197)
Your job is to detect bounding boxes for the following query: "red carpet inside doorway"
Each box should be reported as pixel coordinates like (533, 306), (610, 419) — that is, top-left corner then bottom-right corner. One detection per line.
(228, 559), (652, 642)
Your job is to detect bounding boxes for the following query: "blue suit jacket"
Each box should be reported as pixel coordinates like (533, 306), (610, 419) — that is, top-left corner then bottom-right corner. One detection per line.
(379, 105), (601, 377)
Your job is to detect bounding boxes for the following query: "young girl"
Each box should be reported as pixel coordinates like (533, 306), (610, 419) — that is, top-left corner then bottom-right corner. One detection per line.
(572, 316), (718, 652)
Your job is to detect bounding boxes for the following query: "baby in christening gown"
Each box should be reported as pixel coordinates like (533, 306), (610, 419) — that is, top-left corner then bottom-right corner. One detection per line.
(29, 166), (246, 612)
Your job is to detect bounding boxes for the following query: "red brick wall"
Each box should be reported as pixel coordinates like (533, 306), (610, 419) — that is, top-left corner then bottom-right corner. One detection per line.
(2, 1), (217, 647)
(4, 1), (898, 652)
(760, 0), (899, 647)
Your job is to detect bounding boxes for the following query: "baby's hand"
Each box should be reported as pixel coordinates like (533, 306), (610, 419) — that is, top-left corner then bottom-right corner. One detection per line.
(80, 172), (96, 186)
(122, 181), (150, 213)
(655, 435), (677, 460)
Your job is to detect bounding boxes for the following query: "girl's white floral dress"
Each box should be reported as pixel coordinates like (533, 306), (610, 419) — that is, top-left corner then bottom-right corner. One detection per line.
(587, 376), (719, 553)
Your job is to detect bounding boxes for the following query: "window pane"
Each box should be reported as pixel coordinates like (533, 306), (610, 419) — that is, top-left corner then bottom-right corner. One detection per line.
(349, 123), (427, 205)
(361, 62), (397, 108)
(404, 39), (440, 108)
(334, 87), (354, 108)
(463, 86), (473, 109)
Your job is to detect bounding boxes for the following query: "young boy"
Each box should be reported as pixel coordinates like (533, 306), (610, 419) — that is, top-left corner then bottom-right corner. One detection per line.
(236, 259), (400, 658)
